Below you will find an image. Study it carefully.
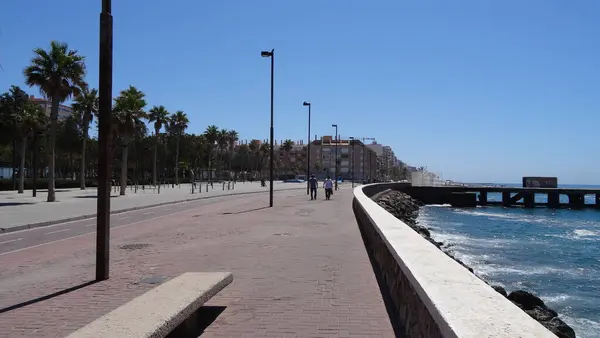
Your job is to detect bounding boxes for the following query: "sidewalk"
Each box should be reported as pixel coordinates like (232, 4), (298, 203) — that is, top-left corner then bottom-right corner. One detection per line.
(0, 187), (394, 337)
(0, 181), (305, 233)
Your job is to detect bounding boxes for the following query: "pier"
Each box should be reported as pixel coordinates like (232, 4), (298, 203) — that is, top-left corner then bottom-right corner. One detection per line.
(400, 185), (600, 209)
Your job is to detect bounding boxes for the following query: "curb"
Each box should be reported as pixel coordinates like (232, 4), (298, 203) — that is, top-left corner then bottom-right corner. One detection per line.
(0, 187), (306, 234)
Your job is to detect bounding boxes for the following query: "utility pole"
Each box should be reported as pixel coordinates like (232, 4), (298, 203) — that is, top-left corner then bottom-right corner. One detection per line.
(96, 0), (113, 281)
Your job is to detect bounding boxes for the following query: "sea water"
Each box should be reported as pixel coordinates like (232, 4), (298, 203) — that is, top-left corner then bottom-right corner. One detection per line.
(418, 187), (600, 338)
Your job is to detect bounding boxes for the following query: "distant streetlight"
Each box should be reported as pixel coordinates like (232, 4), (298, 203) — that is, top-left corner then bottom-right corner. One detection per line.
(96, 0), (113, 281)
(349, 137), (355, 188)
(303, 101), (311, 195)
(261, 49), (275, 207)
(331, 124), (338, 190)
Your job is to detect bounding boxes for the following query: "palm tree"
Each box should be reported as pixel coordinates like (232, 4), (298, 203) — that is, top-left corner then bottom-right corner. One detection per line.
(23, 41), (86, 202)
(216, 128), (228, 177)
(259, 143), (271, 179)
(237, 143), (249, 173)
(204, 125), (219, 182)
(72, 86), (98, 190)
(148, 105), (169, 185)
(16, 102), (47, 193)
(0, 86), (29, 188)
(248, 139), (260, 176)
(282, 139), (294, 176)
(168, 110), (189, 185)
(113, 86), (147, 195)
(227, 130), (238, 179)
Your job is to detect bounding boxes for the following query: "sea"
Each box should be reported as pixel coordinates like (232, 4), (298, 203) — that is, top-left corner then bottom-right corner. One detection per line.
(417, 184), (600, 338)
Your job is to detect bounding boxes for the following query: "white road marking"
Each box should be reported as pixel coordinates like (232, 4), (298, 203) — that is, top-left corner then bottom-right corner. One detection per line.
(143, 212), (154, 215)
(85, 223), (95, 227)
(0, 207), (193, 256)
(0, 238), (23, 245)
(45, 229), (70, 235)
(0, 192), (259, 256)
(119, 216), (132, 220)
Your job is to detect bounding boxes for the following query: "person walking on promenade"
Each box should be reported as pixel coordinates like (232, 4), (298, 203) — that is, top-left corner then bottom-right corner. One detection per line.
(323, 176), (334, 200)
(309, 174), (318, 200)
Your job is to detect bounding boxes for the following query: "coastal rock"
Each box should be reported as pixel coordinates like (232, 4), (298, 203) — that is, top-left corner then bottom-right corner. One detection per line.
(526, 305), (557, 321)
(507, 290), (545, 310)
(492, 285), (507, 297)
(540, 317), (576, 338)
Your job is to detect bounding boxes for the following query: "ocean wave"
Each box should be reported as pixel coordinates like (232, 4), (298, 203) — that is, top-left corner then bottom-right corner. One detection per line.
(560, 315), (600, 338)
(545, 229), (600, 241)
(573, 229), (600, 237)
(541, 293), (576, 305)
(430, 231), (521, 249)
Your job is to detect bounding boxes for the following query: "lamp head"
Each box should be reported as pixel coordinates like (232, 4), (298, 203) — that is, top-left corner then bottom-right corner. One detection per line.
(332, 124), (337, 128)
(261, 50), (272, 57)
(303, 101), (310, 106)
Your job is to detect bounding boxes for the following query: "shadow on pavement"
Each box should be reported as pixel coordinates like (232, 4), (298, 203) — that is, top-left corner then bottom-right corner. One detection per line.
(0, 280), (98, 315)
(221, 206), (270, 215)
(35, 189), (71, 193)
(74, 195), (118, 199)
(167, 306), (226, 337)
(0, 202), (34, 207)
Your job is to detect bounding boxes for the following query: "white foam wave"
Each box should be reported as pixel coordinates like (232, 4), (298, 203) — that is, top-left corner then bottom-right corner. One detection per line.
(573, 229), (600, 237)
(540, 293), (575, 304)
(545, 229), (600, 241)
(560, 315), (600, 338)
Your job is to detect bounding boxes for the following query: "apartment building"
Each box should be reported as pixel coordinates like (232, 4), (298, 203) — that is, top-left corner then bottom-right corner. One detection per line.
(308, 136), (377, 180)
(29, 95), (73, 120)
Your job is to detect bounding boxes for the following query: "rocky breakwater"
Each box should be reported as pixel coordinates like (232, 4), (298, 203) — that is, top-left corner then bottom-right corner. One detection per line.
(373, 189), (576, 338)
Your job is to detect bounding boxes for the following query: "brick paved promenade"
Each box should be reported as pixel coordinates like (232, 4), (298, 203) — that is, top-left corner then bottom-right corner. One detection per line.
(0, 187), (393, 337)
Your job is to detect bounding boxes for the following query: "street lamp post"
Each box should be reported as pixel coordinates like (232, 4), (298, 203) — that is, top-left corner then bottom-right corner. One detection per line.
(303, 101), (311, 195)
(261, 49), (275, 207)
(349, 137), (355, 188)
(96, 0), (113, 281)
(331, 124), (338, 190)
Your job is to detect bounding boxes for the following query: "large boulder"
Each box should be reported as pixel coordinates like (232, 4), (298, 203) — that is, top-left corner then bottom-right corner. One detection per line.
(507, 290), (545, 310)
(492, 285), (507, 297)
(526, 305), (558, 322)
(540, 317), (576, 338)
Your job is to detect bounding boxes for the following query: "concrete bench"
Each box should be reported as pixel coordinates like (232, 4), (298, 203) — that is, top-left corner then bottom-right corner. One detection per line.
(67, 272), (233, 338)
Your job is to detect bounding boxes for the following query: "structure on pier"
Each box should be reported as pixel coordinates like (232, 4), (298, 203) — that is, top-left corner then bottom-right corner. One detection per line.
(404, 185), (600, 209)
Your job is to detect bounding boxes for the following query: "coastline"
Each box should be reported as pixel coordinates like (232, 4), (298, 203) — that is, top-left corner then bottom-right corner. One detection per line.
(373, 189), (577, 338)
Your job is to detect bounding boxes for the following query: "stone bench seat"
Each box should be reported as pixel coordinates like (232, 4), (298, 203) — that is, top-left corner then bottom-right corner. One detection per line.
(67, 272), (233, 338)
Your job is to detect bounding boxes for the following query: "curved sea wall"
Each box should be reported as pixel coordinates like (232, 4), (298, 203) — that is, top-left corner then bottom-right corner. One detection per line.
(352, 183), (574, 338)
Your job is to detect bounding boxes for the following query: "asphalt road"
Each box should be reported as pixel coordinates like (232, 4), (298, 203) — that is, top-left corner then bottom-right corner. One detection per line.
(0, 193), (262, 255)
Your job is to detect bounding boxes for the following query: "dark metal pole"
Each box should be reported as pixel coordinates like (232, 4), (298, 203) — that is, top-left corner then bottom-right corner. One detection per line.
(96, 0), (113, 281)
(352, 139), (355, 188)
(305, 103), (311, 195)
(12, 141), (16, 191)
(361, 142), (365, 182)
(32, 134), (37, 197)
(334, 126), (338, 190)
(269, 49), (274, 208)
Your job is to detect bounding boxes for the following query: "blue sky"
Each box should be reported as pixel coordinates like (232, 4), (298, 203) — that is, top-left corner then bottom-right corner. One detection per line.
(1, 1), (599, 184)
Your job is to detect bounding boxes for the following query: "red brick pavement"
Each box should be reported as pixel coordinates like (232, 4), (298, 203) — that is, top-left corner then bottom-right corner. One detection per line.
(0, 188), (394, 338)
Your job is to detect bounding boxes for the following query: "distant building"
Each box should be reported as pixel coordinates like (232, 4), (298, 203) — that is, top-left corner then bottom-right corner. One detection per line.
(29, 95), (73, 120)
(308, 136), (378, 180)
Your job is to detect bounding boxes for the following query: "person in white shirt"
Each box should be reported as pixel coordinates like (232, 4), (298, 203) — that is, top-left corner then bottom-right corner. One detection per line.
(323, 176), (334, 199)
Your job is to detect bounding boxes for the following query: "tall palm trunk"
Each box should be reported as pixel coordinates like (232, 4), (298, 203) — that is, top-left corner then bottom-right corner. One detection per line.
(80, 123), (89, 190)
(174, 137), (180, 185)
(120, 139), (129, 196)
(47, 97), (59, 202)
(153, 133), (159, 185)
(18, 137), (27, 193)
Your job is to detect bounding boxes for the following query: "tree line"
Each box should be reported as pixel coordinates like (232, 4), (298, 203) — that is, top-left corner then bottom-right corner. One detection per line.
(0, 41), (290, 201)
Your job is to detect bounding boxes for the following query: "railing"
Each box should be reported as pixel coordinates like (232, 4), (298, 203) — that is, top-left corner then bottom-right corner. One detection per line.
(352, 183), (556, 338)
